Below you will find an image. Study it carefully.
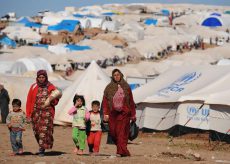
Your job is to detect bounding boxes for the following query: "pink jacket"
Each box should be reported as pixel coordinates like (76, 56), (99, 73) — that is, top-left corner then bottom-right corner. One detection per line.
(68, 106), (90, 120)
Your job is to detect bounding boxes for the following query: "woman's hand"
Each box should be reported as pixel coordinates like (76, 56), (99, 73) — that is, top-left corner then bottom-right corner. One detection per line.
(131, 116), (136, 122)
(104, 115), (109, 122)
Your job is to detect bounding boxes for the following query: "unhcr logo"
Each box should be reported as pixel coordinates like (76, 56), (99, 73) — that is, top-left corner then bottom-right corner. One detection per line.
(186, 106), (210, 122)
(157, 72), (202, 97)
(187, 106), (209, 117)
(187, 106), (198, 116)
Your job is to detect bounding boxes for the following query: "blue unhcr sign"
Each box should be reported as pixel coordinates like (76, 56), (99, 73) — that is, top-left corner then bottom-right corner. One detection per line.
(186, 106), (210, 122)
(157, 72), (202, 97)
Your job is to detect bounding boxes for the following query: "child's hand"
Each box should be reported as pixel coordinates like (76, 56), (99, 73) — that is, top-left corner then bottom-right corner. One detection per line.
(74, 101), (81, 108)
(7, 124), (12, 128)
(26, 117), (31, 123)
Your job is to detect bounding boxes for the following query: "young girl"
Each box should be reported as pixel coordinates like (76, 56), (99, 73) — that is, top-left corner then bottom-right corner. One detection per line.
(87, 100), (102, 155)
(68, 94), (90, 155)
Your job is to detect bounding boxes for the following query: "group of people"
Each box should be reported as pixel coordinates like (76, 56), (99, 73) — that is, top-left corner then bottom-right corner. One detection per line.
(3, 68), (136, 157)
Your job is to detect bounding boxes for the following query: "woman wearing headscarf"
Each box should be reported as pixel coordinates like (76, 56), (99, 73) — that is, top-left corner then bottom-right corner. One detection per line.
(26, 70), (60, 156)
(102, 69), (136, 157)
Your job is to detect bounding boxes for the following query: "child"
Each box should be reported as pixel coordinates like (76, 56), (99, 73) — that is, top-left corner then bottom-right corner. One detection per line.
(6, 99), (26, 156)
(87, 100), (102, 155)
(68, 94), (90, 155)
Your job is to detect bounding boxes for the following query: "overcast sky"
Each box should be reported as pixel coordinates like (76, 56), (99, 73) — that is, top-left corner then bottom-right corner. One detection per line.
(1, 0), (230, 17)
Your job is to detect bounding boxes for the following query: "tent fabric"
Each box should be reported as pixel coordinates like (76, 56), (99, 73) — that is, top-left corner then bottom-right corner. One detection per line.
(119, 22), (144, 42)
(47, 44), (91, 54)
(87, 17), (105, 28)
(129, 83), (140, 90)
(0, 61), (14, 73)
(17, 17), (32, 24)
(136, 102), (230, 135)
(17, 17), (42, 28)
(101, 21), (120, 31)
(73, 14), (97, 18)
(33, 44), (49, 49)
(161, 9), (170, 16)
(144, 19), (158, 25)
(54, 61), (110, 124)
(10, 57), (53, 75)
(0, 36), (16, 48)
(48, 20), (80, 32)
(217, 59), (230, 66)
(65, 44), (91, 51)
(201, 17), (222, 27)
(102, 12), (116, 16)
(25, 22), (42, 28)
(210, 13), (221, 17)
(2, 26), (42, 42)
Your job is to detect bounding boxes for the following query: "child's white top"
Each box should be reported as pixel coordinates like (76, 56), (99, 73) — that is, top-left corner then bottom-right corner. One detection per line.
(90, 112), (102, 131)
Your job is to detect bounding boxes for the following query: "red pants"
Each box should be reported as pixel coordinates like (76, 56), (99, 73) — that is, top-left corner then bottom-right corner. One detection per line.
(87, 131), (102, 152)
(109, 113), (130, 156)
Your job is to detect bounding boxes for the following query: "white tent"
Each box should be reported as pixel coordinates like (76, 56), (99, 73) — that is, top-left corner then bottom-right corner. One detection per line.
(217, 58), (230, 66)
(87, 17), (106, 28)
(76, 18), (92, 28)
(102, 20), (120, 31)
(133, 65), (230, 135)
(54, 61), (110, 124)
(119, 21), (144, 42)
(0, 61), (14, 74)
(2, 26), (41, 43)
(10, 57), (53, 75)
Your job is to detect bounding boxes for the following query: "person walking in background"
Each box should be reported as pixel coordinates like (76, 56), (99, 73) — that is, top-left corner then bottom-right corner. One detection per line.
(87, 100), (102, 155)
(26, 70), (61, 157)
(6, 99), (26, 156)
(0, 83), (10, 123)
(102, 69), (136, 157)
(68, 94), (90, 155)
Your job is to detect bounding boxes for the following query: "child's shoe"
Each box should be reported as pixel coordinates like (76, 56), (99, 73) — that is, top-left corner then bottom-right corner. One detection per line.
(18, 148), (23, 155)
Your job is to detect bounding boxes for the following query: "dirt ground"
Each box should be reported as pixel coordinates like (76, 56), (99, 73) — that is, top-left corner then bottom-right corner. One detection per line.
(1, 124), (230, 164)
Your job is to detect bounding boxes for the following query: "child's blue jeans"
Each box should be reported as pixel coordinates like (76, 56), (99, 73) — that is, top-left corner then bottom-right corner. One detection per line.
(10, 130), (23, 153)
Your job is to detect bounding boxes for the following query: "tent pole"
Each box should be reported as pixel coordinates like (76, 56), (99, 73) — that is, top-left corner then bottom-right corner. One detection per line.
(138, 107), (144, 127)
(154, 102), (178, 129)
(183, 103), (204, 127)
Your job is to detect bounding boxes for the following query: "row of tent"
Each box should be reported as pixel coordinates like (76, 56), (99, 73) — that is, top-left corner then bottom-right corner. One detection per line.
(54, 61), (230, 139)
(144, 13), (230, 27)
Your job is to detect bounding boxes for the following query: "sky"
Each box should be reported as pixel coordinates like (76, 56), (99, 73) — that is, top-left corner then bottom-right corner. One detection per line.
(1, 0), (230, 17)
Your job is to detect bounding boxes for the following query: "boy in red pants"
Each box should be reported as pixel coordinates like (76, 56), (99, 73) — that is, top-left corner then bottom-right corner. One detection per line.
(87, 100), (102, 155)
